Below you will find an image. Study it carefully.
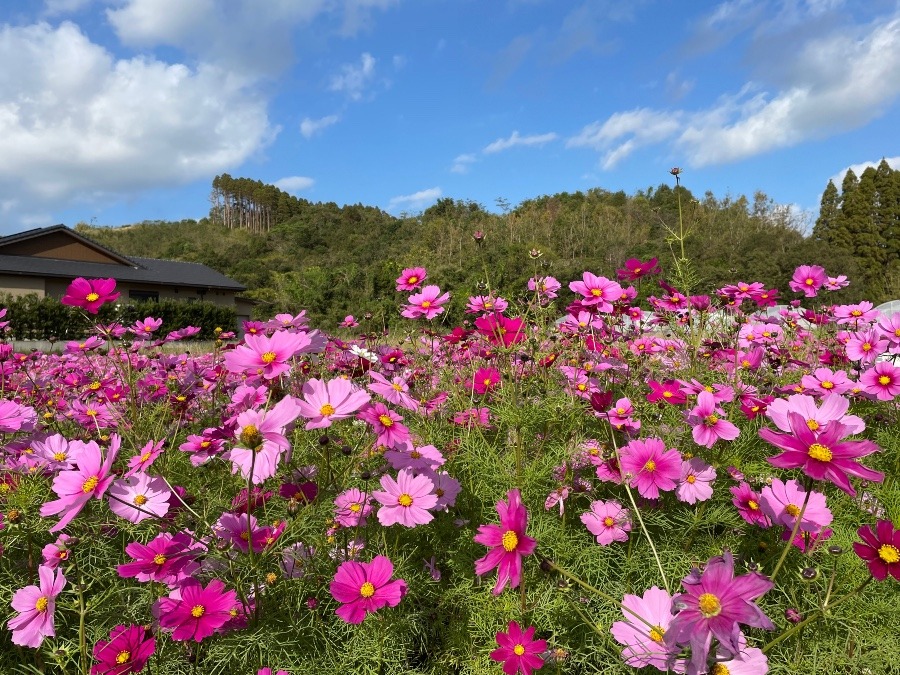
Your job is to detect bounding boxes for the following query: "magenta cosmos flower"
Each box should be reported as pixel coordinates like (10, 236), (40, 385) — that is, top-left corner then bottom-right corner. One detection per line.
(61, 277), (120, 314)
(402, 284), (450, 320)
(610, 586), (677, 670)
(117, 532), (199, 585)
(224, 330), (313, 380)
(665, 551), (774, 674)
(91, 624), (155, 675)
(474, 489), (537, 594)
(618, 438), (682, 499)
(760, 413), (883, 496)
(788, 264), (827, 297)
(859, 361), (900, 401)
(157, 578), (238, 642)
(329, 555), (407, 624)
(40, 438), (120, 532)
(581, 499), (631, 545)
(687, 391), (740, 448)
(396, 266), (427, 291)
(853, 520), (900, 581)
(568, 272), (623, 312)
(357, 402), (410, 448)
(490, 621), (547, 675)
(373, 469), (437, 527)
(8, 565), (66, 648)
(616, 257), (660, 281)
(297, 377), (371, 429)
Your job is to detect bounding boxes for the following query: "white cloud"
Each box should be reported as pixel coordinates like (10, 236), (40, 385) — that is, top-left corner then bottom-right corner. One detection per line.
(570, 14), (900, 169)
(830, 157), (900, 187)
(329, 52), (376, 100)
(300, 114), (339, 138)
(483, 130), (558, 154)
(0, 21), (275, 222)
(274, 176), (315, 194)
(388, 187), (442, 211)
(450, 153), (477, 174)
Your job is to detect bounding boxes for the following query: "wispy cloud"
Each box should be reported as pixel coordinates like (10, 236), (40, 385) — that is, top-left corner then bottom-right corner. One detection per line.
(483, 130), (558, 154)
(388, 187), (442, 211)
(450, 153), (477, 174)
(300, 114), (339, 138)
(274, 176), (315, 194)
(329, 52), (376, 100)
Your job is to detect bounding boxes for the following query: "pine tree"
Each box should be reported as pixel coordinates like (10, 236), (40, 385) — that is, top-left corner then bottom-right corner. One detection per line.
(852, 167), (887, 267)
(812, 180), (840, 246)
(874, 159), (900, 259)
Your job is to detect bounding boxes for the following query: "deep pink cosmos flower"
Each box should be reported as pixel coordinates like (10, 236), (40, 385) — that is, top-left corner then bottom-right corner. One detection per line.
(610, 586), (677, 670)
(788, 265), (827, 297)
(474, 489), (537, 594)
(474, 313), (526, 346)
(372, 469), (437, 527)
(853, 520), (900, 581)
(471, 366), (502, 394)
(760, 414), (883, 496)
(568, 272), (623, 312)
(646, 380), (686, 405)
(581, 499), (631, 545)
(665, 551), (774, 674)
(157, 579), (238, 642)
(729, 482), (770, 528)
(297, 377), (371, 429)
(490, 621), (547, 675)
(117, 532), (199, 585)
(91, 624), (155, 675)
(686, 391), (740, 448)
(402, 284), (450, 320)
(616, 257), (660, 281)
(40, 437), (120, 532)
(618, 438), (682, 499)
(357, 402), (410, 448)
(329, 555), (407, 624)
(395, 266), (427, 291)
(224, 330), (314, 380)
(859, 361), (900, 401)
(8, 565), (66, 648)
(61, 277), (120, 314)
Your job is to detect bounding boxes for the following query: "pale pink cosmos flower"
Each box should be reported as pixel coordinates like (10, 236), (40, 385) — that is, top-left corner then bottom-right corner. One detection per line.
(32, 434), (80, 470)
(568, 272), (623, 312)
(528, 275), (561, 302)
(844, 328), (888, 364)
(225, 396), (303, 484)
(108, 473), (171, 523)
(824, 274), (849, 290)
(41, 534), (74, 570)
(224, 330), (315, 380)
(833, 301), (879, 325)
(766, 393), (864, 435)
(0, 400), (37, 433)
(465, 295), (508, 314)
(686, 391), (740, 448)
(40, 436), (120, 532)
(610, 586), (677, 670)
(367, 372), (418, 412)
(401, 285), (450, 320)
(395, 266), (427, 291)
(675, 458), (717, 504)
(799, 368), (854, 396)
(760, 478), (832, 533)
(372, 469), (437, 527)
(789, 264), (827, 297)
(297, 377), (371, 430)
(383, 441), (445, 472)
(8, 565), (66, 647)
(581, 500), (631, 545)
(334, 488), (373, 528)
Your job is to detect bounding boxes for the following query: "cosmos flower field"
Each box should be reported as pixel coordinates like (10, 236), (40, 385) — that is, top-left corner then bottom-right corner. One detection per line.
(0, 262), (898, 675)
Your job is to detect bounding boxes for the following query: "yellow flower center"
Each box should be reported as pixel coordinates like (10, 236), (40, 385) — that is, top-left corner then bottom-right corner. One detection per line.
(35, 597), (48, 612)
(116, 651), (131, 665)
(603, 516), (615, 527)
(686, 475), (696, 484)
(191, 605), (205, 618)
(153, 554), (167, 565)
(398, 494), (413, 507)
(808, 443), (833, 462)
(878, 375), (891, 386)
(320, 403), (335, 416)
(821, 381), (834, 389)
(140, 452), (151, 462)
(748, 500), (759, 510)
(851, 310), (862, 316)
(349, 503), (362, 513)
(805, 278), (814, 286)
(360, 582), (376, 598)
(82, 476), (99, 493)
(862, 343), (872, 351)
(591, 288), (602, 297)
(421, 300), (432, 308)
(705, 414), (719, 426)
(806, 419), (819, 431)
(378, 414), (394, 427)
(649, 626), (665, 643)
(133, 494), (148, 506)
(392, 383), (403, 391)
(662, 391), (672, 398)
(90, 381), (101, 390)
(407, 276), (418, 284)
(711, 664), (731, 675)
(644, 459), (656, 472)
(785, 503), (801, 517)
(53, 452), (67, 461)
(86, 292), (100, 302)
(698, 592), (722, 618)
(513, 644), (526, 656)
(261, 351), (277, 364)
(239, 424), (262, 448)
(410, 450), (421, 459)
(878, 544), (900, 564)
(502, 530), (519, 552)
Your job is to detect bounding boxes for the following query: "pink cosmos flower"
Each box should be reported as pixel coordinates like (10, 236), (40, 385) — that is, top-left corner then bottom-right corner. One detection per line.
(788, 265), (826, 297)
(471, 366), (501, 394)
(568, 272), (623, 312)
(490, 621), (547, 675)
(367, 372), (418, 411)
(610, 586), (677, 670)
(466, 295), (509, 314)
(108, 473), (171, 523)
(665, 551), (774, 673)
(452, 407), (491, 428)
(383, 441), (445, 472)
(226, 395), (303, 483)
(40, 437), (120, 532)
(729, 482), (769, 528)
(618, 438), (682, 499)
(853, 520), (900, 581)
(280, 542), (315, 579)
(61, 277), (120, 314)
(224, 330), (313, 380)
(759, 478), (832, 533)
(474, 489), (537, 594)
(340, 315), (359, 328)
(844, 328), (888, 364)
(215, 512), (284, 553)
(675, 458), (716, 504)
(474, 313), (527, 346)
(646, 379), (686, 405)
(799, 368), (854, 396)
(157, 579), (238, 642)
(372, 469), (437, 527)
(424, 470), (461, 510)
(581, 499), (631, 545)
(402, 285), (450, 320)
(824, 274), (849, 290)
(329, 555), (407, 624)
(766, 393), (864, 435)
(91, 624), (155, 675)
(8, 565), (66, 648)
(0, 400), (37, 432)
(117, 532), (199, 585)
(357, 402), (410, 448)
(131, 316), (163, 337)
(834, 301), (879, 325)
(760, 414), (883, 496)
(41, 534), (74, 570)
(297, 377), (371, 429)
(125, 440), (164, 477)
(333, 488), (373, 528)
(395, 266), (427, 291)
(686, 391), (740, 448)
(528, 276), (561, 302)
(616, 257), (660, 281)
(859, 361), (900, 401)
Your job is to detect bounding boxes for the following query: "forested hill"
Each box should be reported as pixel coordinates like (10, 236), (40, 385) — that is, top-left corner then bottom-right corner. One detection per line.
(75, 167), (900, 327)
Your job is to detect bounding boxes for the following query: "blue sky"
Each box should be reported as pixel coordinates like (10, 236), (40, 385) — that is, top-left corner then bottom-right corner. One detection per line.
(0, 0), (898, 235)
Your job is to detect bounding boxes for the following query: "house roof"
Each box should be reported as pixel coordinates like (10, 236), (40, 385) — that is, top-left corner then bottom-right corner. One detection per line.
(0, 225), (246, 292)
